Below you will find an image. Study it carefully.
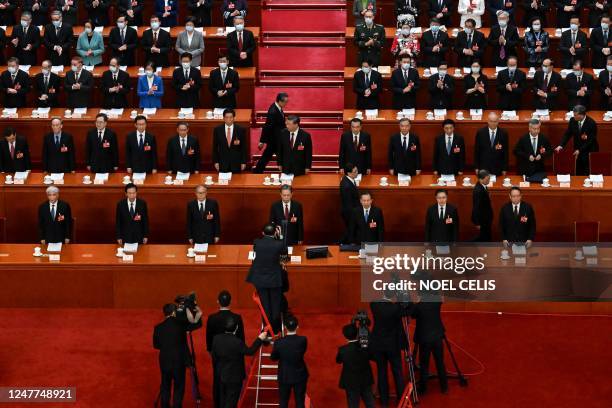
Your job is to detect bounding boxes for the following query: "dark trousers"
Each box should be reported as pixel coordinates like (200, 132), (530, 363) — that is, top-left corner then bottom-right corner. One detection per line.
(212, 363), (220, 408)
(474, 223), (492, 242)
(345, 386), (375, 408)
(219, 382), (242, 408)
(253, 142), (277, 173)
(279, 381), (307, 408)
(374, 349), (405, 404)
(576, 153), (590, 176)
(418, 339), (448, 390)
(160, 365), (186, 408)
(257, 286), (282, 333)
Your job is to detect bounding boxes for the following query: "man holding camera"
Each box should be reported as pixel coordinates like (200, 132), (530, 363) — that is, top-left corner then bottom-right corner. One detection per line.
(336, 324), (375, 408)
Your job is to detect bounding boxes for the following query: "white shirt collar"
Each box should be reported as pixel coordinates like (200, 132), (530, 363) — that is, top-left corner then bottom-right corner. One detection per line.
(127, 198), (137, 206)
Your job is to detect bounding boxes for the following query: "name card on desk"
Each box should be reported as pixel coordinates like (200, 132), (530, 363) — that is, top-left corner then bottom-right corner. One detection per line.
(195, 255), (206, 262)
(514, 257), (526, 265)
(12, 179), (24, 184)
(287, 246), (293, 255)
(49, 254), (61, 262)
(586, 257), (598, 265)
(173, 179), (184, 185)
(94, 179), (105, 185)
(290, 256), (302, 263)
(194, 243), (208, 253)
(122, 254), (134, 262)
(519, 181), (530, 188)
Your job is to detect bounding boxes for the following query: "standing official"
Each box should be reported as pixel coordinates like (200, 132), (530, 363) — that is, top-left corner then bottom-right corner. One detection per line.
(172, 53), (203, 108)
(86, 114), (119, 173)
(499, 187), (536, 246)
(166, 122), (201, 174)
(349, 191), (384, 244)
(471, 170), (493, 241)
(212, 109), (247, 173)
(269, 185), (304, 246)
(34, 60), (61, 108)
(254, 93), (288, 173)
(188, 0), (212, 26)
(10, 12), (40, 66)
(101, 58), (131, 109)
(209, 55), (240, 109)
(600, 56), (612, 110)
(391, 55), (420, 109)
(354, 10), (385, 66)
(38, 186), (72, 245)
(0, 57), (30, 108)
(65, 56), (94, 109)
(187, 185), (221, 245)
(533, 58), (561, 110)
(340, 163), (360, 243)
(559, 16), (588, 68)
(433, 119), (465, 176)
(85, 0), (111, 26)
(142, 16), (172, 67)
(0, 127), (31, 173)
(565, 60), (593, 110)
(116, 183), (149, 245)
(496, 56), (526, 111)
(43, 11), (73, 66)
(425, 189), (459, 243)
(488, 11), (519, 66)
(428, 61), (454, 109)
(336, 324), (375, 408)
(353, 60), (383, 110)
(277, 116), (312, 176)
(388, 118), (421, 176)
(109, 15), (138, 66)
(339, 118), (372, 175)
(227, 16), (256, 67)
(421, 19), (449, 68)
(23, 0), (50, 26)
(454, 18), (486, 67)
(125, 115), (158, 174)
(118, 0), (144, 26)
(474, 112), (509, 176)
(555, 105), (599, 175)
(42, 118), (76, 174)
(513, 118), (552, 177)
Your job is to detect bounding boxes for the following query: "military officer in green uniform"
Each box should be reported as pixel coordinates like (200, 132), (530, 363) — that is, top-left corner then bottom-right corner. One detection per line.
(354, 9), (386, 67)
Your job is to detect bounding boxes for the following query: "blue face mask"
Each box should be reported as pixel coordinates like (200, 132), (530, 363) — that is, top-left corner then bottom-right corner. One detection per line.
(431, 25), (440, 33)
(52, 20), (61, 28)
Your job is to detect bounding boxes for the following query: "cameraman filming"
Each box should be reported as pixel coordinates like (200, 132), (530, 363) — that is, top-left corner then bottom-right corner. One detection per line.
(336, 324), (376, 408)
(153, 296), (202, 408)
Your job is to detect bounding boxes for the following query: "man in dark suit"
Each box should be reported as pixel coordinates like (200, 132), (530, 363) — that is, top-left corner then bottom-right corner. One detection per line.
(212, 108), (247, 173)
(425, 189), (459, 243)
(24, 0), (50, 26)
(65, 56), (94, 109)
(556, 0), (583, 27)
(85, 0), (110, 26)
(42, 118), (76, 174)
(513, 118), (552, 177)
(428, 61), (454, 109)
(116, 183), (149, 245)
(369, 291), (406, 406)
(167, 122), (201, 174)
(269, 185), (304, 246)
(388, 118), (421, 176)
(428, 0), (452, 26)
(555, 105), (599, 175)
(126, 115), (158, 174)
(187, 185), (221, 245)
(277, 115), (312, 176)
(10, 12), (40, 66)
(599, 55), (612, 110)
(391, 55), (420, 109)
(474, 112), (509, 176)
(86, 113), (119, 173)
(270, 315), (309, 408)
(227, 17), (256, 67)
(472, 170), (493, 241)
(336, 324), (375, 408)
(43, 11), (73, 66)
(522, 0), (549, 26)
(0, 0), (17, 26)
(590, 15), (611, 68)
(349, 191), (384, 244)
(340, 163), (360, 243)
(34, 60), (61, 108)
(487, 12), (519, 67)
(142, 16), (172, 67)
(118, 0), (144, 26)
(559, 16), (588, 68)
(246, 223), (288, 333)
(533, 58), (561, 110)
(353, 60), (383, 110)
(454, 19), (486, 67)
(173, 53), (203, 108)
(101, 58), (132, 109)
(339, 118), (372, 175)
(38, 186), (72, 245)
(421, 19), (449, 68)
(109, 15), (138, 66)
(433, 119), (465, 176)
(499, 186), (536, 246)
(565, 60), (593, 110)
(0, 58), (30, 108)
(188, 0), (212, 26)
(209, 55), (241, 109)
(0, 127), (31, 173)
(496, 56), (525, 111)
(254, 93), (288, 173)
(488, 0), (516, 22)
(0, 26), (6, 66)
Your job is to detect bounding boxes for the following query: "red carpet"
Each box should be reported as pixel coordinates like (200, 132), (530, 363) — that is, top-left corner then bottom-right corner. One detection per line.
(0, 309), (610, 407)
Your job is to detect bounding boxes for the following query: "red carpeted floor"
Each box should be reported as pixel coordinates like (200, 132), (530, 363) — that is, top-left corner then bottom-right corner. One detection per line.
(0, 308), (610, 407)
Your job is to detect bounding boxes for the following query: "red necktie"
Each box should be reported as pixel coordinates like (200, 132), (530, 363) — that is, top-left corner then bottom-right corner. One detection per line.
(284, 203), (289, 220)
(226, 127), (232, 147)
(9, 142), (15, 159)
(238, 32), (243, 51)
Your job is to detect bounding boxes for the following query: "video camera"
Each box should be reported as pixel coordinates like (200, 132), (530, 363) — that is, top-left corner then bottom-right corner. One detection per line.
(351, 310), (371, 349)
(174, 292), (200, 323)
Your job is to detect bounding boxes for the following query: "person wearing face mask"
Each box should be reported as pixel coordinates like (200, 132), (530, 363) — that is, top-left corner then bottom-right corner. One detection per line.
(85, 0), (110, 26)
(76, 19), (105, 66)
(533, 58), (561, 109)
(433, 119), (465, 176)
(126, 115), (158, 174)
(521, 0), (549, 27)
(421, 18), (449, 68)
(496, 55), (525, 110)
(0, 0), (17, 26)
(590, 14), (612, 68)
(488, 10), (519, 67)
(474, 112), (509, 176)
(524, 17), (549, 67)
(101, 57), (131, 109)
(172, 53), (203, 108)
(209, 55), (240, 109)
(354, 0), (376, 25)
(43, 11), (73, 67)
(142, 16), (172, 68)
(464, 61), (488, 109)
(55, 0), (78, 27)
(556, 0), (584, 27)
(458, 0), (485, 28)
(109, 15), (138, 66)
(175, 17), (205, 67)
(588, 0), (611, 28)
(598, 55), (612, 110)
(454, 18), (486, 67)
(0, 57), (31, 108)
(428, 0), (452, 26)
(34, 59), (61, 108)
(355, 10), (386, 66)
(513, 118), (551, 178)
(353, 60), (383, 110)
(227, 16), (256, 67)
(339, 118), (372, 176)
(10, 11), (40, 66)
(155, 0), (179, 27)
(428, 61), (454, 109)
(391, 55), (420, 109)
(565, 59), (593, 110)
(559, 16), (588, 68)
(118, 0), (144, 26)
(42, 118), (76, 174)
(24, 0), (50, 28)
(222, 0), (248, 27)
(138, 61), (164, 109)
(555, 104), (599, 175)
(391, 21), (420, 63)
(64, 56), (94, 108)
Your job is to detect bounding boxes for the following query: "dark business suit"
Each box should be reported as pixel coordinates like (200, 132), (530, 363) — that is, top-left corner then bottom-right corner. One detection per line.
(513, 133), (552, 176)
(42, 132), (76, 173)
(559, 116), (599, 175)
(166, 135), (201, 173)
(339, 131), (372, 175)
(425, 204), (459, 243)
(270, 200), (304, 245)
(349, 205), (384, 244)
(43, 23), (73, 66)
(565, 71), (593, 110)
(472, 183), (493, 241)
(212, 124), (247, 173)
(499, 201), (536, 243)
(433, 134), (465, 175)
(141, 28), (172, 67)
(496, 68), (526, 111)
(390, 67), (420, 109)
(340, 176), (360, 242)
(271, 335), (309, 408)
(24, 0), (50, 26)
(454, 29), (486, 67)
(0, 69), (30, 108)
(64, 69), (94, 109)
(474, 126), (509, 175)
(209, 68), (240, 109)
(0, 1), (17, 26)
(428, 0), (453, 26)
(34, 72), (61, 108)
(10, 24), (40, 66)
(464, 73), (488, 109)
(277, 129), (312, 176)
(559, 29), (588, 68)
(0, 27), (6, 65)
(125, 131), (157, 173)
(101, 69), (131, 109)
(172, 66), (203, 108)
(336, 341), (375, 408)
(206, 310), (244, 353)
(599, 69), (612, 110)
(533, 70), (561, 110)
(38, 200), (72, 243)
(85, 0), (110, 26)
(254, 103), (285, 172)
(227, 29), (256, 67)
(86, 128), (119, 173)
(188, 0), (213, 26)
(522, 0), (549, 26)
(353, 69), (383, 110)
(155, 0), (179, 27)
(388, 132), (421, 176)
(116, 198), (149, 243)
(118, 0), (145, 26)
(428, 73), (454, 109)
(421, 29), (449, 68)
(186, 199), (221, 244)
(109, 26), (138, 66)
(589, 26), (610, 68)
(0, 137), (31, 172)
(488, 24), (519, 67)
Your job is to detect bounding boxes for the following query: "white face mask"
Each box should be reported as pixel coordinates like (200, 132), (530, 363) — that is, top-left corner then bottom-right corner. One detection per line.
(532, 24), (541, 31)
(71, 65), (79, 72)
(362, 67), (371, 74)
(401, 28), (410, 36)
(607, 65), (612, 72)
(508, 66), (516, 72)
(234, 24), (244, 31)
(41, 68), (50, 76)
(498, 20), (508, 28)
(219, 62), (228, 70)
(573, 69), (582, 76)
(603, 23), (610, 30)
(52, 20), (61, 28)
(85, 27), (92, 34)
(182, 62), (191, 70)
(570, 23), (578, 31)
(401, 63), (410, 70)
(7, 66), (16, 74)
(438, 69), (447, 76)
(464, 28), (473, 35)
(117, 22), (126, 29)
(471, 66), (480, 74)
(364, 17), (373, 25)
(151, 22), (160, 30)
(542, 66), (550, 74)
(20, 20), (28, 27)
(109, 66), (118, 73)
(146, 70), (154, 77)
(185, 25), (194, 32)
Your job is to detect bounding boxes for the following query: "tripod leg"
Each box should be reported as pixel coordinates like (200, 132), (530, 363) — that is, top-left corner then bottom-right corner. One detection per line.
(443, 336), (468, 387)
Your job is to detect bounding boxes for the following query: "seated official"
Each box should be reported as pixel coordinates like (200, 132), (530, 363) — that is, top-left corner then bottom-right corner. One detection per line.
(142, 16), (171, 68)
(428, 61), (454, 109)
(559, 16), (588, 68)
(24, 0), (50, 26)
(433, 119), (465, 176)
(11, 11), (40, 66)
(488, 11), (519, 67)
(388, 117), (421, 176)
(227, 16), (256, 67)
(555, 105), (599, 176)
(472, 170), (493, 241)
(0, 127), (31, 173)
(188, 0), (212, 27)
(340, 163), (360, 243)
(44, 11), (73, 67)
(109, 15), (138, 66)
(187, 184), (221, 244)
(391, 55), (420, 110)
(425, 189), (459, 244)
(222, 0), (248, 26)
(565, 60), (593, 110)
(533, 58), (561, 110)
(496, 56), (525, 111)
(155, 0), (179, 27)
(56, 0), (77, 27)
(101, 57), (131, 109)
(38, 186), (72, 245)
(353, 0), (375, 25)
(391, 20), (420, 63)
(0, 57), (30, 108)
(85, 0), (110, 27)
(166, 122), (201, 174)
(42, 118), (76, 174)
(474, 112), (509, 176)
(349, 191), (384, 244)
(138, 62), (164, 109)
(599, 55), (612, 110)
(209, 55), (240, 109)
(339, 117), (372, 175)
(126, 115), (158, 174)
(86, 113), (119, 173)
(499, 186), (536, 247)
(76, 20), (105, 66)
(277, 115), (312, 176)
(513, 118), (551, 177)
(592, 15), (612, 68)
(354, 10), (385, 66)
(212, 108), (247, 173)
(524, 17), (549, 67)
(34, 60), (61, 108)
(172, 53), (203, 108)
(65, 56), (94, 109)
(454, 18), (486, 67)
(269, 185), (304, 246)
(336, 323), (376, 408)
(458, 0), (485, 28)
(175, 17), (205, 67)
(353, 60), (382, 110)
(118, 0), (145, 26)
(421, 18), (448, 68)
(464, 61), (488, 109)
(429, 0), (453, 26)
(116, 183), (149, 245)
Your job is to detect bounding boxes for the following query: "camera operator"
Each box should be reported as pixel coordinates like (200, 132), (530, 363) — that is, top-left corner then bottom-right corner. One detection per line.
(369, 289), (407, 406)
(153, 300), (203, 408)
(336, 324), (376, 408)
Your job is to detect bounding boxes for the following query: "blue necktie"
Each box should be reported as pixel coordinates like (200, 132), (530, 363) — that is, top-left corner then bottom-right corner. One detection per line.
(364, 209), (369, 223)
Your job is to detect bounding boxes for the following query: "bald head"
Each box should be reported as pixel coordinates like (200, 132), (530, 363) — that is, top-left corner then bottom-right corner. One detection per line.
(487, 112), (499, 130)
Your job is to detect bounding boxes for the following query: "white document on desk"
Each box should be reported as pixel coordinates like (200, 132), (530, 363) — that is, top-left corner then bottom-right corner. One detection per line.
(194, 243), (209, 253)
(47, 242), (63, 252)
(176, 172), (190, 181)
(123, 243), (139, 253)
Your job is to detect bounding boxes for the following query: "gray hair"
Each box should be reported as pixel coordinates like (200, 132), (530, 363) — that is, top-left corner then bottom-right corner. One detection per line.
(46, 186), (59, 195)
(51, 10), (62, 19)
(528, 118), (541, 126)
(573, 105), (587, 115)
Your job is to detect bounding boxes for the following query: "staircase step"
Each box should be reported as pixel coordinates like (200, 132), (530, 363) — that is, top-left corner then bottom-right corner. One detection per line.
(261, 364), (279, 369)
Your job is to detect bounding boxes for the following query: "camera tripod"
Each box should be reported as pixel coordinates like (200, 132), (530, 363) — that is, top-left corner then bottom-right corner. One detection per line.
(412, 335), (468, 388)
(400, 316), (419, 406)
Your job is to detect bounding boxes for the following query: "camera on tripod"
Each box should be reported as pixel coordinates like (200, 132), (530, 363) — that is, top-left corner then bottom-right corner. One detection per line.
(174, 292), (199, 322)
(351, 310), (371, 349)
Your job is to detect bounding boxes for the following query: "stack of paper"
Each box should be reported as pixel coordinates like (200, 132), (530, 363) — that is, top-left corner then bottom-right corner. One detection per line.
(14, 171), (29, 180)
(176, 172), (190, 181)
(47, 242), (63, 252)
